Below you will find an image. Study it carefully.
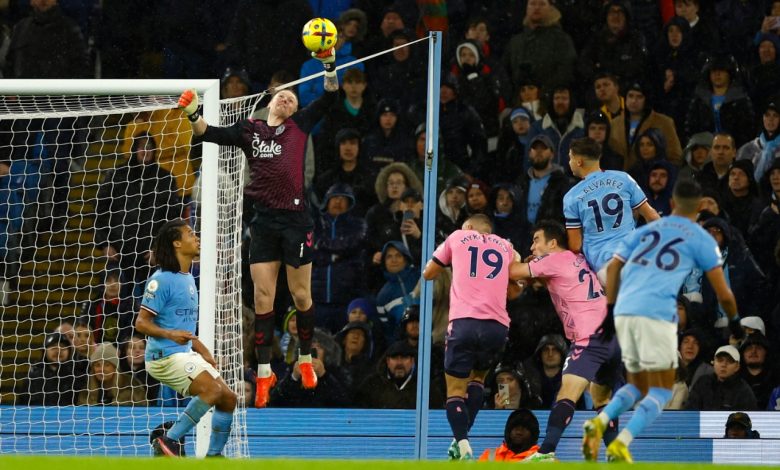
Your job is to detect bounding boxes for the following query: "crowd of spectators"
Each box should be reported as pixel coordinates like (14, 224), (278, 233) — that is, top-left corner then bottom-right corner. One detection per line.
(3, 0), (780, 412)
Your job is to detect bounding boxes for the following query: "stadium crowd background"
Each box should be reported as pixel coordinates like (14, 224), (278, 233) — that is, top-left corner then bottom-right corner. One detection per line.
(0, 0), (779, 414)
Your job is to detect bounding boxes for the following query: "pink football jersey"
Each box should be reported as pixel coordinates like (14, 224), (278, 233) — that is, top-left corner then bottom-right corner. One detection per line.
(432, 230), (514, 327)
(528, 251), (607, 343)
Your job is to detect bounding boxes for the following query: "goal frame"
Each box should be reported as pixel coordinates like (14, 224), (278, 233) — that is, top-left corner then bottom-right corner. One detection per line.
(0, 79), (221, 457)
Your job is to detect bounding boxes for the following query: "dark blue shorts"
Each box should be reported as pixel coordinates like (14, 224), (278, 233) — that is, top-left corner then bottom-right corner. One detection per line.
(444, 318), (508, 378)
(562, 332), (622, 386)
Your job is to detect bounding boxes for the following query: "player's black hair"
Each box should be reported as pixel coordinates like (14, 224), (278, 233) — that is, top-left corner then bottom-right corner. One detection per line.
(466, 213), (493, 233)
(152, 218), (189, 272)
(569, 137), (602, 160)
(533, 220), (569, 249)
(673, 178), (703, 201)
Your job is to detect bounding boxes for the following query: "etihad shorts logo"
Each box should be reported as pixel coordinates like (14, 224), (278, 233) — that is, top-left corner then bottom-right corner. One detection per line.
(252, 133), (282, 159)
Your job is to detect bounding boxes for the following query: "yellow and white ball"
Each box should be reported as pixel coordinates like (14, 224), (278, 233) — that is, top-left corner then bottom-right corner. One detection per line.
(301, 18), (338, 54)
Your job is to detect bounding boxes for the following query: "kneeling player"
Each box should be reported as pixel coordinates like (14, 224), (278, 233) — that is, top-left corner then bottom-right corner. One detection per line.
(136, 219), (237, 457)
(510, 220), (622, 462)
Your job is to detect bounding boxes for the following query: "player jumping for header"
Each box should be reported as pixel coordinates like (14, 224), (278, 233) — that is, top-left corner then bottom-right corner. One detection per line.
(509, 220), (622, 462)
(136, 219), (237, 457)
(423, 214), (519, 460)
(564, 137), (659, 286)
(178, 49), (339, 407)
(582, 179), (741, 462)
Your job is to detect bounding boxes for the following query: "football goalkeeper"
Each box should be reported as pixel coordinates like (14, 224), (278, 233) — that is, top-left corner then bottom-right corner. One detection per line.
(179, 49), (339, 407)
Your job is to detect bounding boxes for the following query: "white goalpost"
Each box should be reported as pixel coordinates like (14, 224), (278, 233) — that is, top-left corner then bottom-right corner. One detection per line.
(0, 80), (248, 457)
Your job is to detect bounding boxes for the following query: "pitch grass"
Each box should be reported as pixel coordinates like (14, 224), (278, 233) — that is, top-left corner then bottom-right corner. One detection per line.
(0, 457), (775, 470)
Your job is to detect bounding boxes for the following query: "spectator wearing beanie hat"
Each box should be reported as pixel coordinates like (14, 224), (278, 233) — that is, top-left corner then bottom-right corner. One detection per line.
(737, 101), (780, 183)
(465, 179), (491, 216)
(79, 343), (147, 406)
(479, 409), (541, 461)
(495, 107), (533, 183)
(362, 98), (412, 171)
(313, 127), (377, 217)
(721, 159), (763, 239)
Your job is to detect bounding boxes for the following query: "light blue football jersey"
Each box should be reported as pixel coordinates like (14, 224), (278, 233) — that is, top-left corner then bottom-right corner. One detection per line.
(613, 215), (722, 323)
(563, 170), (647, 272)
(141, 270), (199, 361)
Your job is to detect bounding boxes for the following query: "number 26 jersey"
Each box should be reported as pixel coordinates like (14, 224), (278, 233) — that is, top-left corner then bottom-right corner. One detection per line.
(432, 230), (514, 327)
(613, 215), (722, 322)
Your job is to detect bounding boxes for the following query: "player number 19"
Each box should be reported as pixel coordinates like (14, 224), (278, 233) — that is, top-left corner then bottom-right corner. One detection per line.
(467, 246), (503, 279)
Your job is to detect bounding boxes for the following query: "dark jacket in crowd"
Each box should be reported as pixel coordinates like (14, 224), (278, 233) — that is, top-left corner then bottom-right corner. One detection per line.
(490, 184), (528, 255)
(6, 5), (90, 78)
(312, 184), (367, 312)
(313, 163), (377, 219)
(684, 82), (756, 147)
(16, 333), (78, 406)
(437, 92), (488, 177)
(95, 152), (182, 284)
(685, 372), (758, 411)
(515, 165), (572, 244)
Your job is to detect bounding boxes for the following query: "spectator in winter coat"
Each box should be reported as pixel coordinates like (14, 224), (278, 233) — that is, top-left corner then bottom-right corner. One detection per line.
(362, 98), (413, 171)
(645, 160), (677, 218)
(746, 34), (780, 115)
(479, 409), (541, 461)
(609, 81), (683, 170)
(628, 128), (674, 195)
(16, 332), (77, 406)
(436, 176), (469, 243)
(701, 217), (768, 321)
(465, 179), (491, 216)
(78, 343), (147, 406)
(119, 333), (160, 403)
(316, 69), (376, 170)
(335, 321), (375, 398)
(737, 101), (780, 184)
(491, 362), (543, 410)
(408, 123), (465, 195)
(6, 0), (89, 78)
(678, 329), (714, 392)
(344, 297), (387, 359)
(521, 334), (567, 409)
(435, 77), (488, 177)
(311, 184), (367, 333)
(721, 160), (764, 239)
(365, 163), (422, 291)
(370, 29), (426, 117)
(739, 333), (779, 409)
(653, 16), (702, 139)
(491, 184), (528, 254)
(502, 0), (576, 94)
(685, 55), (756, 147)
(337, 8), (368, 58)
(578, 1), (649, 89)
(494, 107), (533, 182)
(355, 340), (445, 409)
(95, 133), (182, 299)
(748, 159), (780, 287)
(450, 39), (508, 139)
(585, 111), (624, 171)
(515, 135), (572, 245)
(313, 128), (377, 218)
(503, 281), (563, 366)
(678, 132), (713, 181)
(674, 0), (720, 57)
(271, 329), (351, 407)
(527, 86), (585, 171)
(592, 72), (625, 121)
(686, 345), (758, 411)
(697, 133), (737, 197)
(375, 241), (419, 341)
(713, 0), (767, 65)
(79, 270), (135, 345)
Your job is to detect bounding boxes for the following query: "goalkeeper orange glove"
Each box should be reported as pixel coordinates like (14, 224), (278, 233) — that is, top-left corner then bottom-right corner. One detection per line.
(178, 89), (200, 121)
(312, 48), (336, 74)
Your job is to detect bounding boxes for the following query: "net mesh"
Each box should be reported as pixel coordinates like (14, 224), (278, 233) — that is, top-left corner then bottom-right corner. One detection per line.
(0, 91), (248, 456)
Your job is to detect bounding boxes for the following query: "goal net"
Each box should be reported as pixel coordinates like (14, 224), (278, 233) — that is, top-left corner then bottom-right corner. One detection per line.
(0, 81), (248, 457)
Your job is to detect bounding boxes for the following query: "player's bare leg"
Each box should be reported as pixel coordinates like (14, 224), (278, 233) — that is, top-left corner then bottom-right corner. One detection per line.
(286, 263), (317, 389)
(250, 261), (281, 407)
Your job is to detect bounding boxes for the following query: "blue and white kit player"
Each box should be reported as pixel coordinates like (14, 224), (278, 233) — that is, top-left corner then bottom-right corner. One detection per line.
(565, 138), (659, 284)
(136, 219), (237, 457)
(582, 179), (740, 462)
